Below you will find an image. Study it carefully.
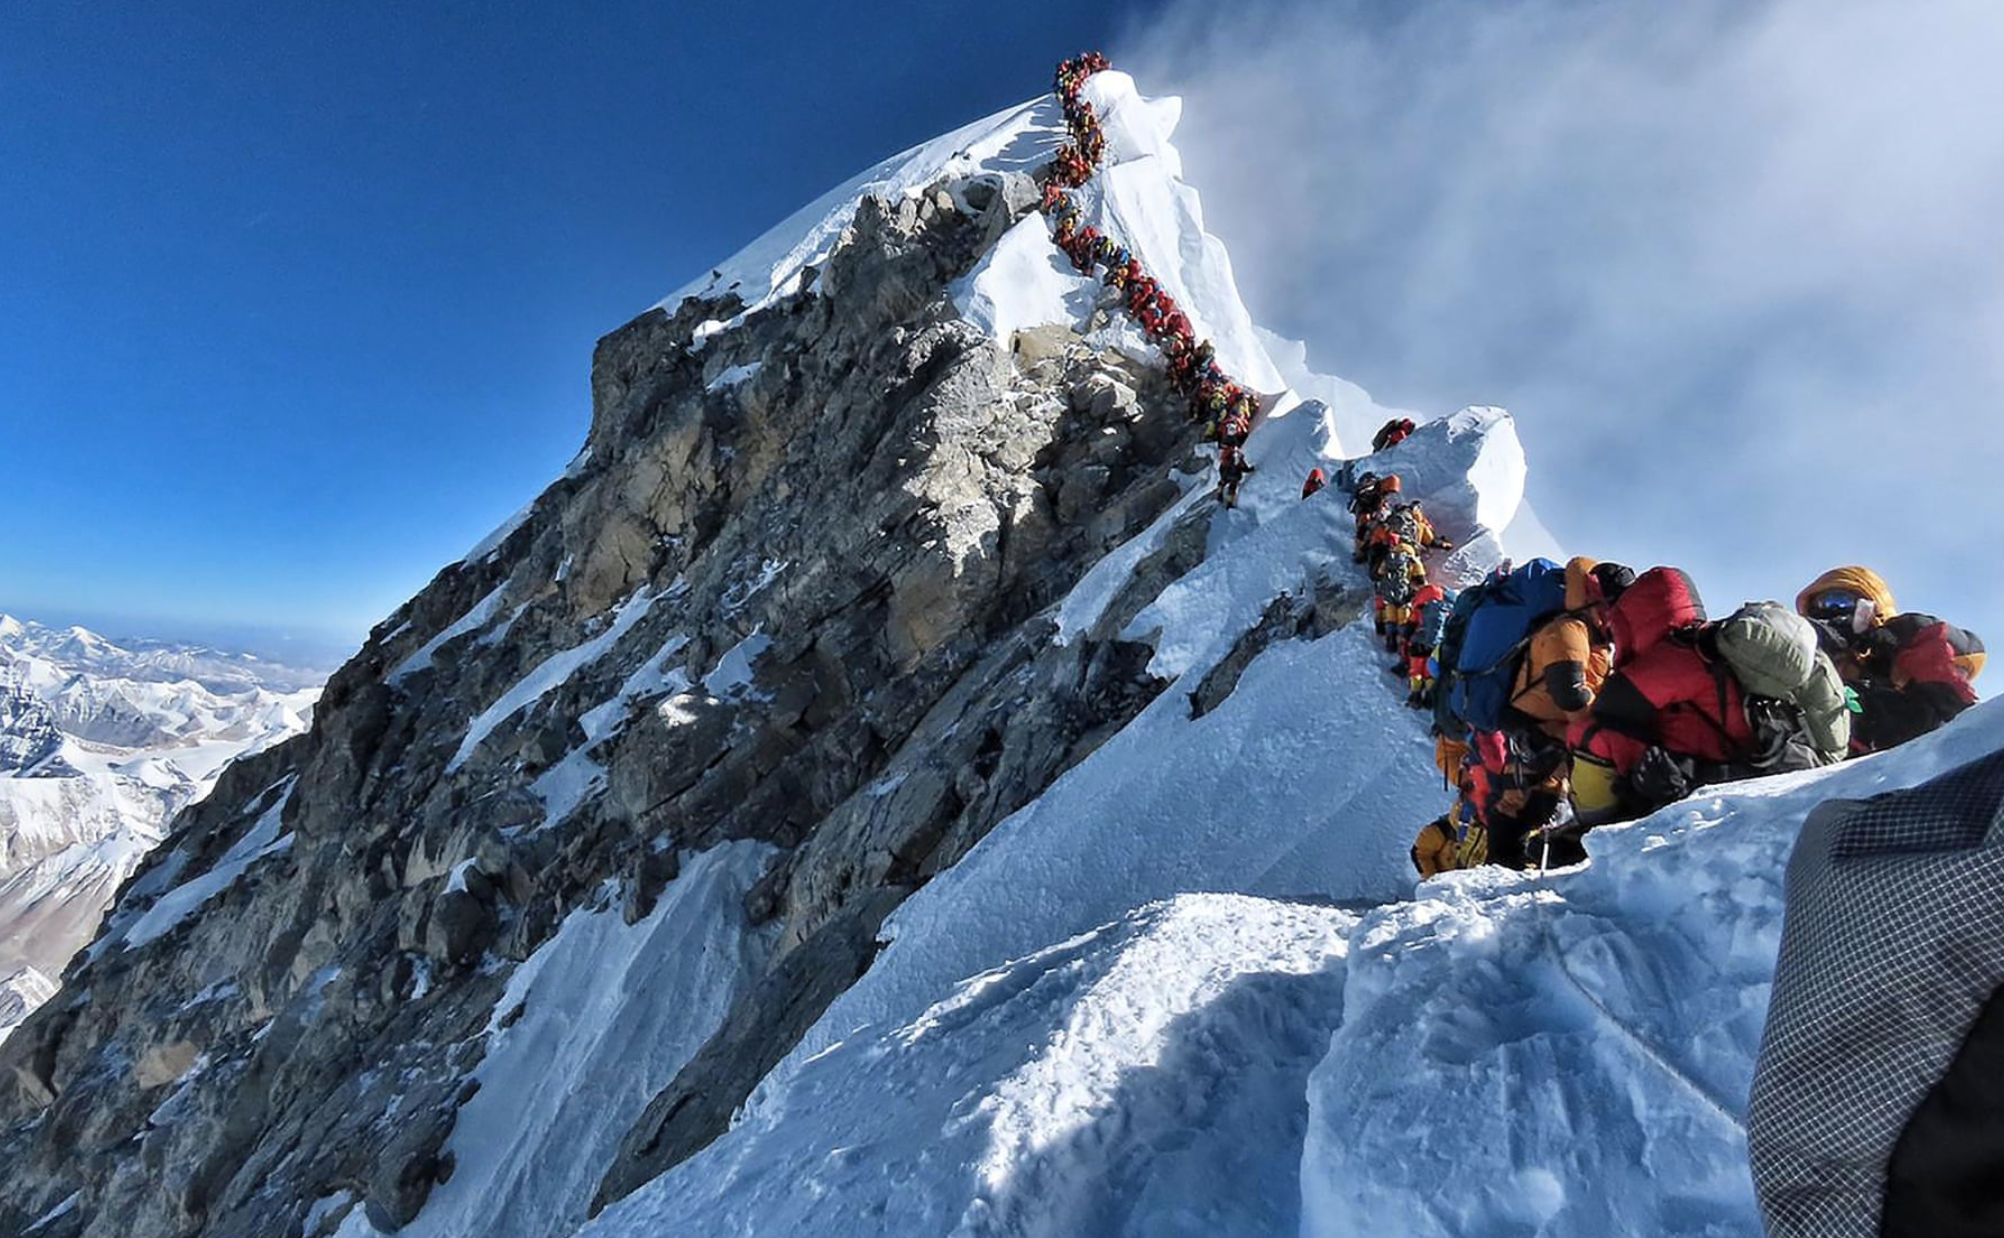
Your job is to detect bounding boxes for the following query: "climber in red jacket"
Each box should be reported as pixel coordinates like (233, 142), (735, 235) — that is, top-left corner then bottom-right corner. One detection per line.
(1217, 446), (1256, 508)
(1127, 275), (1159, 318)
(1569, 567), (1755, 825)
(1371, 417), (1417, 452)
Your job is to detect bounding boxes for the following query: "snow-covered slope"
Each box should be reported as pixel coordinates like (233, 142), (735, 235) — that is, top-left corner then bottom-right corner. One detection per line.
(954, 73), (1282, 399)
(564, 72), (1990, 1238)
(592, 893), (1356, 1238)
(0, 615), (326, 1041)
(576, 700), (2004, 1238)
(15, 63), (1992, 1238)
(666, 93), (1062, 318)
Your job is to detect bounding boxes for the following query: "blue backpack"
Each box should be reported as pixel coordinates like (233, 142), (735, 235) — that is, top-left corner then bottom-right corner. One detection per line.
(1431, 585), (1496, 736)
(1448, 558), (1568, 733)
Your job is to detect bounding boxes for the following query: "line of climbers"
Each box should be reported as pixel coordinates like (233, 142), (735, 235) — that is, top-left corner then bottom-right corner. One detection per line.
(1041, 55), (1988, 883)
(1044, 53), (1261, 506)
(1399, 550), (1986, 878)
(1306, 435), (1985, 877)
(1344, 460), (1458, 713)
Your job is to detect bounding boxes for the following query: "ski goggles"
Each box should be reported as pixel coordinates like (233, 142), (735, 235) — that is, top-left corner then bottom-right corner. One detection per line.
(1806, 589), (1865, 621)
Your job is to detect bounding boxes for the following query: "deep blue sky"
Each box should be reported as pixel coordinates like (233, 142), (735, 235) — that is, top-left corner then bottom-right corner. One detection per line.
(6, 0), (1996, 669)
(0, 1), (1160, 659)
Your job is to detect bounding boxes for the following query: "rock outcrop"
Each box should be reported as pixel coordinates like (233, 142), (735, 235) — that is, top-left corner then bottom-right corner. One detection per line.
(0, 167), (1224, 1237)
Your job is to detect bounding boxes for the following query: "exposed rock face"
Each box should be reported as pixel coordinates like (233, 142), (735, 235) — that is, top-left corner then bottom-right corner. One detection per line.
(0, 678), (67, 776)
(0, 968), (58, 1037)
(0, 174), (1223, 1236)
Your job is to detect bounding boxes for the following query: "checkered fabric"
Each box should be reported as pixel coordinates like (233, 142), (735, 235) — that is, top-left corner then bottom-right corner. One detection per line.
(1748, 748), (2004, 1237)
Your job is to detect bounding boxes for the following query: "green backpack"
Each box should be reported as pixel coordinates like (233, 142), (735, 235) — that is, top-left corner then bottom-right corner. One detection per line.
(1715, 601), (1850, 762)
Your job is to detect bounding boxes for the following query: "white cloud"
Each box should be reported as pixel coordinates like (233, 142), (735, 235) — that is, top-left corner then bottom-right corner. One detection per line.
(1122, 0), (2004, 638)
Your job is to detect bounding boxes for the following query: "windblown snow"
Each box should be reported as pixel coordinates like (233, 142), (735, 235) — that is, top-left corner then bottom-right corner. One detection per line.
(268, 70), (2004, 1238)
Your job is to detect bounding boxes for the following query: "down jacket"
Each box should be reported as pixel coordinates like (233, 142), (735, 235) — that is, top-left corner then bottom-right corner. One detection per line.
(1854, 613), (1988, 750)
(1570, 568), (1738, 821)
(1581, 636), (1757, 777)
(1506, 558), (1619, 741)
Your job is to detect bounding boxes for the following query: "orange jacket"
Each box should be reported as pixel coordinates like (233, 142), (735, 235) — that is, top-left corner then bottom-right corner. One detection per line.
(1412, 817), (1460, 878)
(1434, 733), (1470, 791)
(1508, 613), (1612, 740)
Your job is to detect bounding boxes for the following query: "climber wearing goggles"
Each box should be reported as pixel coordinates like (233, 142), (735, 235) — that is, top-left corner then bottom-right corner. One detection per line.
(1805, 588), (1866, 624)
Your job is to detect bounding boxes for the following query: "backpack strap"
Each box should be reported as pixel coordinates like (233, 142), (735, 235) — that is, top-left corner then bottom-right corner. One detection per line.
(1466, 629), (1540, 680)
(1680, 657), (1751, 754)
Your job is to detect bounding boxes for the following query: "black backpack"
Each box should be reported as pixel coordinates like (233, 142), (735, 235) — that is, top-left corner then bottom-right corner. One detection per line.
(1377, 551), (1422, 607)
(1736, 695), (1826, 777)
(1384, 503), (1425, 546)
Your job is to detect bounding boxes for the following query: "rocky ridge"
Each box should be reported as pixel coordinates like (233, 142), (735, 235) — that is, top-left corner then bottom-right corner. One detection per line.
(0, 148), (1272, 1235)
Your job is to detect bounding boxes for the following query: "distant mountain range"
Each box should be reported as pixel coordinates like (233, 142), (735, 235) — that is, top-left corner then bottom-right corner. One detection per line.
(0, 613), (331, 1041)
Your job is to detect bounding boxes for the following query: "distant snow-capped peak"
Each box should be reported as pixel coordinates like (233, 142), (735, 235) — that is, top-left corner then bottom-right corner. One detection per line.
(0, 612), (334, 1042)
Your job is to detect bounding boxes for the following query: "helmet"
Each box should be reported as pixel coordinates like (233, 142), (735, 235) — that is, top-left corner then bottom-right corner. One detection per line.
(1381, 475), (1403, 494)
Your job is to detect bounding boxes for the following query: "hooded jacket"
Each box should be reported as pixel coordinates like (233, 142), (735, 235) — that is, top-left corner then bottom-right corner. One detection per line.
(1794, 565), (1898, 623)
(1851, 613), (1987, 750)
(1571, 567), (1749, 778)
(1506, 558), (1619, 740)
(1797, 566), (1901, 684)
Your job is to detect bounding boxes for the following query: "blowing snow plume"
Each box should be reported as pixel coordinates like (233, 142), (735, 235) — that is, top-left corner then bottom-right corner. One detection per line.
(1124, 0), (2004, 635)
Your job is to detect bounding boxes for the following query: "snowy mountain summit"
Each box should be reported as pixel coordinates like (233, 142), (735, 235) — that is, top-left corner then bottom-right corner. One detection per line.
(0, 64), (1996, 1238)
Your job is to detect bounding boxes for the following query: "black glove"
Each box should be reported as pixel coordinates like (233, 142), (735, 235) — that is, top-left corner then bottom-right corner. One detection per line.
(1626, 745), (1692, 808)
(1860, 624), (1903, 664)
